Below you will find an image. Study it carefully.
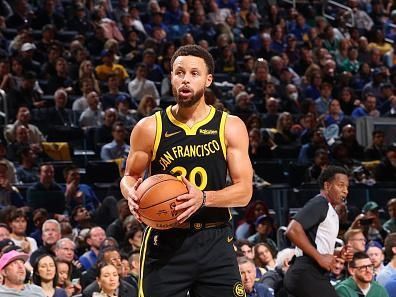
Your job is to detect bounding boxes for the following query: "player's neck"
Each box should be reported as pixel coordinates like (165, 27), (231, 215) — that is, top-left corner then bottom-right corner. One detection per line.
(173, 100), (210, 125)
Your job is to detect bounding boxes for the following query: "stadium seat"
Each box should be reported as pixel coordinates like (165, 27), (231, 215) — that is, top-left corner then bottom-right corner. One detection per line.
(253, 160), (288, 184)
(85, 160), (120, 184)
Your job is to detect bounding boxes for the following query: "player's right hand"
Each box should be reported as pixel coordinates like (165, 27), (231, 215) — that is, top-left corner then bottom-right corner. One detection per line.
(126, 178), (143, 221)
(317, 254), (336, 272)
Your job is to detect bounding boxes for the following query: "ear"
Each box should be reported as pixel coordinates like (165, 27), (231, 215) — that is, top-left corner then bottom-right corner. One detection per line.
(205, 74), (213, 88)
(348, 265), (355, 276)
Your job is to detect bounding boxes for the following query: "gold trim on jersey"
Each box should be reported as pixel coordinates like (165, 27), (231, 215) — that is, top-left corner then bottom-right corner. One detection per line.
(138, 226), (153, 297)
(219, 111), (227, 160)
(152, 111), (162, 161)
(166, 106), (216, 135)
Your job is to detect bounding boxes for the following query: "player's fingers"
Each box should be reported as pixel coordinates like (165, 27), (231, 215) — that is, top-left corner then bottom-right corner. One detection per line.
(177, 207), (194, 223)
(134, 178), (143, 190)
(127, 198), (139, 210)
(176, 193), (193, 202)
(175, 200), (194, 211)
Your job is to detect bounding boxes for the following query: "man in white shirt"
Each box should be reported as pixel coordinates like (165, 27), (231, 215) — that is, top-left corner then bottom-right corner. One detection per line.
(128, 63), (159, 103)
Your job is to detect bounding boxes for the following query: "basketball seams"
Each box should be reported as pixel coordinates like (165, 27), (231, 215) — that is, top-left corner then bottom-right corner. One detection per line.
(137, 175), (178, 199)
(139, 192), (187, 210)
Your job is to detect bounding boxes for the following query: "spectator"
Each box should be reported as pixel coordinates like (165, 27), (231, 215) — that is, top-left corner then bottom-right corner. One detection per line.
(315, 82), (333, 115)
(323, 99), (353, 129)
(0, 141), (17, 184)
(95, 50), (129, 83)
(27, 164), (66, 216)
(100, 122), (130, 161)
(0, 223), (11, 241)
(8, 208), (37, 256)
(273, 112), (298, 146)
(28, 209), (48, 247)
(297, 128), (326, 165)
(248, 214), (276, 248)
(335, 252), (388, 297)
(31, 0), (64, 30)
(93, 107), (118, 150)
(102, 74), (132, 110)
(47, 89), (75, 128)
(16, 146), (39, 184)
(236, 201), (269, 240)
(120, 225), (143, 256)
(366, 241), (385, 277)
(106, 199), (133, 244)
(365, 130), (386, 161)
(127, 63), (160, 103)
(261, 97), (280, 128)
(46, 57), (73, 95)
(339, 124), (365, 161)
(347, 0), (374, 31)
(330, 256), (347, 286)
(4, 106), (45, 145)
(79, 226), (106, 270)
(54, 238), (82, 280)
(254, 242), (277, 271)
(63, 165), (100, 213)
(374, 145), (396, 182)
(72, 78), (95, 113)
(79, 91), (104, 129)
(344, 229), (367, 253)
(134, 94), (158, 121)
(306, 148), (330, 181)
(0, 250), (45, 296)
(6, 125), (43, 163)
(351, 93), (380, 119)
(30, 219), (61, 267)
(0, 162), (25, 208)
(383, 198), (396, 234)
(237, 256), (274, 297)
(32, 253), (67, 297)
(377, 233), (396, 286)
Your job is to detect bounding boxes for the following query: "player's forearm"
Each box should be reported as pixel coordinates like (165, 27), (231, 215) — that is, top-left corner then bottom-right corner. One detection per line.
(204, 181), (252, 208)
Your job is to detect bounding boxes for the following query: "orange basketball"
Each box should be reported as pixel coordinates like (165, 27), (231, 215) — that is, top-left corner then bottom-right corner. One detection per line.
(136, 174), (188, 230)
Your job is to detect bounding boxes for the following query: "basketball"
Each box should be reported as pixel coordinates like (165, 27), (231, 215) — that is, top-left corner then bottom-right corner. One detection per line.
(136, 174), (188, 230)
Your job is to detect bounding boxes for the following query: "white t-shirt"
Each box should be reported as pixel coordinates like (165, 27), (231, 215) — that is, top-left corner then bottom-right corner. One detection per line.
(11, 236), (38, 255)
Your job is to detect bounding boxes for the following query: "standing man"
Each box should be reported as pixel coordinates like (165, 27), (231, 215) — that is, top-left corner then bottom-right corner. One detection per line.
(283, 166), (353, 297)
(121, 45), (253, 297)
(335, 252), (389, 297)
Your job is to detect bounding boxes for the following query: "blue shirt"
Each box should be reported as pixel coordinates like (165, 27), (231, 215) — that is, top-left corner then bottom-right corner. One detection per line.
(100, 140), (130, 161)
(79, 250), (97, 270)
(351, 106), (368, 119)
(247, 283), (274, 297)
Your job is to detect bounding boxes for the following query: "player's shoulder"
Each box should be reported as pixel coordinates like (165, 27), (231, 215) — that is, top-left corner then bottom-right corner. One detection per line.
(133, 114), (157, 132)
(224, 114), (248, 143)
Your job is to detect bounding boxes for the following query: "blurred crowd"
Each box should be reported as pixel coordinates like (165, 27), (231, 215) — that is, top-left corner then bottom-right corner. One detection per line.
(0, 0), (396, 296)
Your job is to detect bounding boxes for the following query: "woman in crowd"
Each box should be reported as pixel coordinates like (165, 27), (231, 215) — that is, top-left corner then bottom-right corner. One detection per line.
(33, 254), (68, 297)
(95, 262), (121, 297)
(254, 242), (278, 271)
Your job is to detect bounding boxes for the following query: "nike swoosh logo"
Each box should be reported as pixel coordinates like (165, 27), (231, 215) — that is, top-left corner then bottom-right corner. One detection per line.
(165, 131), (181, 138)
(227, 236), (233, 243)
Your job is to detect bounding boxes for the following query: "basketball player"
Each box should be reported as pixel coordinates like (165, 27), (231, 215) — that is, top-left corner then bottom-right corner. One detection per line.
(283, 166), (354, 297)
(120, 45), (253, 297)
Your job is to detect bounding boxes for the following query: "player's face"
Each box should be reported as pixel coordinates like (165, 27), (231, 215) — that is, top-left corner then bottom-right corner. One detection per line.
(171, 55), (213, 108)
(324, 173), (349, 206)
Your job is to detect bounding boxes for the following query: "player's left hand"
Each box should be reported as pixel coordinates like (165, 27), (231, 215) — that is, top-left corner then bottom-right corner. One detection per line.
(175, 176), (204, 223)
(340, 244), (353, 262)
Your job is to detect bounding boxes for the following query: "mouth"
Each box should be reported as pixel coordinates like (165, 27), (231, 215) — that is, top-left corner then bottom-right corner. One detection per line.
(179, 86), (193, 96)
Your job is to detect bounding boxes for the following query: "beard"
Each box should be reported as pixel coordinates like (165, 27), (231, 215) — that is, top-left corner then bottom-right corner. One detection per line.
(172, 85), (205, 108)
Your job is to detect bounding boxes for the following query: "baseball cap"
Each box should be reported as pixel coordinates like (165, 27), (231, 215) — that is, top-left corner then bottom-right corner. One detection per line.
(115, 94), (129, 103)
(0, 250), (28, 270)
(20, 43), (36, 52)
(366, 240), (383, 251)
(362, 201), (379, 213)
(255, 214), (273, 227)
(0, 239), (14, 251)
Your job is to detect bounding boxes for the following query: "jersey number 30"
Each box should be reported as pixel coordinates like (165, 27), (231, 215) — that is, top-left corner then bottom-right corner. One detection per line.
(170, 166), (207, 190)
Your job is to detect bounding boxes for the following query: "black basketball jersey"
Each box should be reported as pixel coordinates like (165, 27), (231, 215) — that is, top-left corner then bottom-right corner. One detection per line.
(150, 105), (231, 223)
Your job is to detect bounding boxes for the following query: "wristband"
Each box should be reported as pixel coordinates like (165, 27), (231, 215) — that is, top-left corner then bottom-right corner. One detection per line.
(201, 191), (207, 208)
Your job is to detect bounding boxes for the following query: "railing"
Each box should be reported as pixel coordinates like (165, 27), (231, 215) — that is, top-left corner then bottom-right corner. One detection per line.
(0, 89), (7, 126)
(322, 0), (355, 27)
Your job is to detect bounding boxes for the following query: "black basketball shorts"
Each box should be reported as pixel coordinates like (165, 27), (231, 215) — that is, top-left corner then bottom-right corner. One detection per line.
(139, 224), (246, 297)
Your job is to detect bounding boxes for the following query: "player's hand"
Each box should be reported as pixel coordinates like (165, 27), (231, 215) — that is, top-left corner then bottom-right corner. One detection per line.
(340, 244), (353, 262)
(126, 178), (143, 221)
(317, 254), (336, 272)
(175, 176), (204, 223)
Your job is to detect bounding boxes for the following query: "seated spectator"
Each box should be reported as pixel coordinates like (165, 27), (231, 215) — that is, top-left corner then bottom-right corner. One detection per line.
(0, 162), (25, 208)
(248, 128), (276, 160)
(102, 74), (132, 110)
(377, 233), (396, 286)
(352, 93), (380, 119)
(340, 124), (365, 161)
(27, 164), (66, 216)
(79, 226), (106, 271)
(330, 256), (347, 286)
(93, 108), (118, 151)
(261, 97), (279, 128)
(30, 219), (62, 266)
(115, 96), (138, 132)
(66, 3), (93, 33)
(82, 260), (137, 297)
(322, 99), (353, 128)
(127, 63), (160, 103)
(232, 91), (256, 123)
(236, 201), (269, 240)
(366, 241), (385, 277)
(0, 223), (11, 241)
(79, 91), (104, 129)
(306, 149), (330, 182)
(374, 144), (396, 182)
(141, 48), (164, 83)
(4, 106), (45, 145)
(31, 0), (64, 30)
(19, 43), (41, 76)
(32, 253), (68, 297)
(254, 242), (277, 271)
(248, 214), (277, 249)
(16, 146), (39, 184)
(383, 198), (396, 234)
(56, 259), (80, 297)
(134, 95), (158, 121)
(0, 141), (18, 184)
(297, 129), (326, 165)
(40, 43), (61, 79)
(237, 256), (274, 297)
(46, 57), (73, 95)
(54, 238), (83, 280)
(63, 165), (100, 213)
(0, 250), (46, 296)
(8, 207), (37, 256)
(315, 82), (333, 115)
(6, 125), (43, 162)
(100, 122), (130, 161)
(106, 199), (133, 244)
(273, 112), (298, 146)
(6, 71), (44, 122)
(344, 229), (367, 254)
(365, 130), (386, 161)
(95, 49), (129, 83)
(29, 208), (48, 248)
(120, 225), (143, 257)
(335, 252), (388, 297)
(71, 205), (95, 235)
(72, 78), (95, 113)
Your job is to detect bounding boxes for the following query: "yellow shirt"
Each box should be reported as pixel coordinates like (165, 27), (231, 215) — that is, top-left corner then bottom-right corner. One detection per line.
(368, 42), (393, 56)
(95, 63), (129, 81)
